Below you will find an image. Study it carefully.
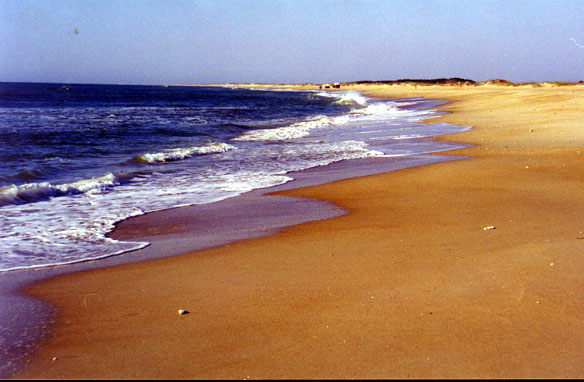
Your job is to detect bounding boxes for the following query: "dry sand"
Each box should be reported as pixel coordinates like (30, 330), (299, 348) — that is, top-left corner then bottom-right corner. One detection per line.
(12, 82), (584, 379)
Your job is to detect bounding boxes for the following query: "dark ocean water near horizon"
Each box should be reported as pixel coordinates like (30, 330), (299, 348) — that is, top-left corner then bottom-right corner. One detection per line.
(0, 82), (470, 272)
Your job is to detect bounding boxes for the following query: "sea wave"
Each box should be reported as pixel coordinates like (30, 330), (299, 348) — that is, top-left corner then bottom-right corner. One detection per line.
(358, 102), (402, 115)
(233, 115), (349, 142)
(134, 142), (235, 163)
(0, 171), (131, 206)
(333, 90), (368, 106)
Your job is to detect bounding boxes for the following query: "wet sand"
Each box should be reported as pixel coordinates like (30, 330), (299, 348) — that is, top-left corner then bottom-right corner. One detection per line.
(12, 82), (584, 379)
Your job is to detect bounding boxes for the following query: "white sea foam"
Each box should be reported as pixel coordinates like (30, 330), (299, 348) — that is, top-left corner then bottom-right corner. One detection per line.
(0, 172), (128, 206)
(334, 90), (368, 106)
(233, 91), (443, 146)
(359, 102), (402, 115)
(0, 138), (385, 272)
(233, 115), (346, 141)
(135, 142), (235, 163)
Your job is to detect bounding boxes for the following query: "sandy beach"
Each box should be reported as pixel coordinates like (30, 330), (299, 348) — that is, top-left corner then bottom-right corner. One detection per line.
(11, 82), (584, 379)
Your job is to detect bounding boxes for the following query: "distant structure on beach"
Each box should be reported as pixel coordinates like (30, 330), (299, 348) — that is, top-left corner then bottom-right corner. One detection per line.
(319, 83), (341, 89)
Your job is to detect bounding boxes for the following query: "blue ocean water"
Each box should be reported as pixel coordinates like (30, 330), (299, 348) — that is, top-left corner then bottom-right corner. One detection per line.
(0, 83), (469, 271)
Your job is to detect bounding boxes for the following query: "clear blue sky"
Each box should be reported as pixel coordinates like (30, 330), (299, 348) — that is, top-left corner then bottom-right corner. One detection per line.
(1, 0), (583, 85)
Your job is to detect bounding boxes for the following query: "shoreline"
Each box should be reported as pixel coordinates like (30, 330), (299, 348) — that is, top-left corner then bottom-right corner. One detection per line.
(0, 153), (464, 377)
(10, 82), (584, 378)
(0, 92), (465, 377)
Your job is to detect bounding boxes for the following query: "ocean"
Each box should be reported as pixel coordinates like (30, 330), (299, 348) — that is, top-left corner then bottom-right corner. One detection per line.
(0, 83), (469, 272)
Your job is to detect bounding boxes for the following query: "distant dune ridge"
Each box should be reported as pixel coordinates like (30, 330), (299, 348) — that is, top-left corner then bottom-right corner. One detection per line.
(221, 78), (584, 89)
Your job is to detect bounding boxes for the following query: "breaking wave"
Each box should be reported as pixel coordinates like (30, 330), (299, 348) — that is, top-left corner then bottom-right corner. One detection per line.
(134, 142), (235, 163)
(233, 115), (348, 141)
(333, 91), (368, 106)
(0, 171), (131, 206)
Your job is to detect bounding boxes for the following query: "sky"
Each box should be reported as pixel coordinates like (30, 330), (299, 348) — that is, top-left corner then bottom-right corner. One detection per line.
(1, 0), (584, 85)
